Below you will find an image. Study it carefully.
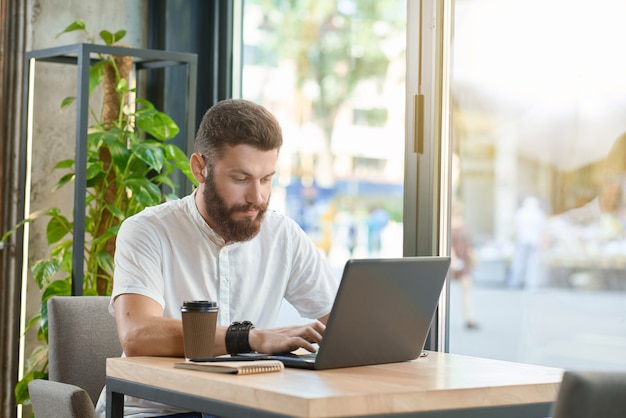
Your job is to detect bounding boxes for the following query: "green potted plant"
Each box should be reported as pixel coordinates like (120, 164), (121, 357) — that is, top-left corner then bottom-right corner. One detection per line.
(2, 19), (196, 406)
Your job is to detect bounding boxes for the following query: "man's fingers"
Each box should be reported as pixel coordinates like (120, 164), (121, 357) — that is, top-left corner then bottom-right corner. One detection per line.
(250, 321), (328, 354)
(290, 336), (318, 353)
(301, 327), (323, 344)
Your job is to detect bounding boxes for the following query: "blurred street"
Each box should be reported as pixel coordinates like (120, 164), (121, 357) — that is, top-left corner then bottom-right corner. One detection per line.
(275, 218), (626, 373)
(448, 281), (626, 372)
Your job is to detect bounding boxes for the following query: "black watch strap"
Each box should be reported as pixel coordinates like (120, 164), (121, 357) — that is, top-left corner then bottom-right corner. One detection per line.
(225, 321), (255, 354)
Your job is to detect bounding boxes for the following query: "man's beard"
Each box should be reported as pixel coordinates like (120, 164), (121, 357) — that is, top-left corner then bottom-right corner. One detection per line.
(203, 174), (269, 243)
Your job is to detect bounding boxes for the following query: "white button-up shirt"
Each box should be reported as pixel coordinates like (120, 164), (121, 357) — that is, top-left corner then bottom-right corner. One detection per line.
(111, 192), (339, 327)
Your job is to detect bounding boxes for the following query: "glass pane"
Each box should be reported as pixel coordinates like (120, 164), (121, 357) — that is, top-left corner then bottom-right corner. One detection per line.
(241, 1), (407, 324)
(450, 0), (626, 370)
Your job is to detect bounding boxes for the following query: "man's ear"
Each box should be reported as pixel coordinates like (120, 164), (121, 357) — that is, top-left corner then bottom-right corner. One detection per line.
(190, 153), (207, 183)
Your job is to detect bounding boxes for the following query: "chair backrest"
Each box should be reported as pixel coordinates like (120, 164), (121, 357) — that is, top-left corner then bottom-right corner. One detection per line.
(47, 296), (122, 405)
(551, 370), (626, 418)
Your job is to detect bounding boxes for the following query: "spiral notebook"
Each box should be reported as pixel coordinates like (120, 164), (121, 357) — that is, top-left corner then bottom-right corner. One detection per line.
(174, 359), (284, 375)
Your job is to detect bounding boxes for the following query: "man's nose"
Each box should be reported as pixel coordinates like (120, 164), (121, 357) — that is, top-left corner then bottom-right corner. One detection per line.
(246, 181), (265, 204)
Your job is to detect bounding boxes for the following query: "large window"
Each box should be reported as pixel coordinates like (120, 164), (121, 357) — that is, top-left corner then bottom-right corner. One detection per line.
(241, 2), (406, 261)
(450, 0), (626, 370)
(240, 0), (407, 324)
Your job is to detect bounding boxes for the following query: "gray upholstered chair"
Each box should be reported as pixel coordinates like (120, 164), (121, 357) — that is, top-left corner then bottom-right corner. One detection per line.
(28, 296), (122, 418)
(551, 370), (626, 418)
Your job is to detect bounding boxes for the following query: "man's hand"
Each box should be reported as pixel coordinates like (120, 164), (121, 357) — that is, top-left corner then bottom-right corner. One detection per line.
(248, 321), (326, 354)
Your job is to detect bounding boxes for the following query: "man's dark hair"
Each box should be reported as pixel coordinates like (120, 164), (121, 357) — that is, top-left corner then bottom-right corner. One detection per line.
(194, 99), (283, 167)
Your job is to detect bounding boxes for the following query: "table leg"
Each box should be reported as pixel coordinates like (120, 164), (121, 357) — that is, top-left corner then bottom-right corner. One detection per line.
(106, 383), (124, 418)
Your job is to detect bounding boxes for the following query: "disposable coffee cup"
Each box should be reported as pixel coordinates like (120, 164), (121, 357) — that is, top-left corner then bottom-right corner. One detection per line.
(181, 300), (218, 360)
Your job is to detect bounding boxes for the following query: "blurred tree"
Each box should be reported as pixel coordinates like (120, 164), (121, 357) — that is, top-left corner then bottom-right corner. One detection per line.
(244, 0), (405, 186)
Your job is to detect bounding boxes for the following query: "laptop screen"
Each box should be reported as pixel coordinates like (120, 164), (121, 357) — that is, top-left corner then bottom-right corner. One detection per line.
(313, 256), (450, 369)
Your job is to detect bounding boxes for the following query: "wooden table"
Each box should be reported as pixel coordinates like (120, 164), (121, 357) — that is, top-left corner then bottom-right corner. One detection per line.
(106, 352), (563, 418)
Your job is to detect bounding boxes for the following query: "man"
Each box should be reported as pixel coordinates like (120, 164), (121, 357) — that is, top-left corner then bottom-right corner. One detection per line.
(509, 196), (547, 289)
(95, 99), (339, 417)
(544, 132), (626, 289)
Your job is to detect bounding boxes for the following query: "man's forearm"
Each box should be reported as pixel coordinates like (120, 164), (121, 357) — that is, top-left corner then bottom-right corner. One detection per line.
(119, 316), (184, 356)
(120, 317), (229, 357)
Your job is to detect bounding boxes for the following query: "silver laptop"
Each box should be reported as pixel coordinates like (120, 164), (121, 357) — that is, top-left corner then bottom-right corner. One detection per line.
(195, 256), (450, 370)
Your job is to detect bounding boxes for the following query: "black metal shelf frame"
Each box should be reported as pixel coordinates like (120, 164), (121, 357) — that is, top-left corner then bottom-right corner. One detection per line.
(20, 43), (198, 295)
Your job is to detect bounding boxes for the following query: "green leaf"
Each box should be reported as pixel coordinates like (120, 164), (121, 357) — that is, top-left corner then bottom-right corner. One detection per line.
(138, 112), (180, 141)
(99, 29), (127, 45)
(46, 215), (72, 244)
(45, 207), (60, 216)
(107, 141), (131, 172)
(50, 239), (72, 258)
(54, 19), (86, 39)
(59, 249), (74, 273)
(164, 143), (189, 163)
(25, 344), (49, 374)
(15, 369), (47, 405)
(60, 96), (76, 109)
(152, 174), (176, 190)
(104, 203), (125, 220)
(14, 375), (30, 405)
(87, 123), (106, 136)
(86, 161), (104, 180)
(24, 313), (41, 333)
(53, 159), (74, 170)
(42, 279), (71, 301)
(39, 300), (48, 342)
(113, 30), (127, 43)
(89, 126), (123, 149)
(165, 144), (195, 183)
(86, 174), (106, 189)
(92, 225), (120, 247)
(53, 172), (74, 191)
(23, 345), (48, 377)
(99, 30), (114, 45)
(95, 251), (115, 278)
(135, 97), (155, 110)
(125, 179), (162, 207)
(85, 193), (95, 207)
(116, 77), (128, 93)
(133, 142), (165, 172)
(37, 322), (47, 342)
(89, 61), (107, 96)
(31, 259), (61, 289)
(134, 106), (158, 122)
(101, 126), (125, 143)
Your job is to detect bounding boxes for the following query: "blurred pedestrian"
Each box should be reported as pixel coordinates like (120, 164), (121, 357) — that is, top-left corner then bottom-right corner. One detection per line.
(367, 206), (389, 255)
(451, 204), (478, 329)
(543, 133), (626, 289)
(509, 196), (547, 289)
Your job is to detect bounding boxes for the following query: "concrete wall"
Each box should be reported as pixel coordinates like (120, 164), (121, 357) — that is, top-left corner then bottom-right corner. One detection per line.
(22, 1), (146, 414)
